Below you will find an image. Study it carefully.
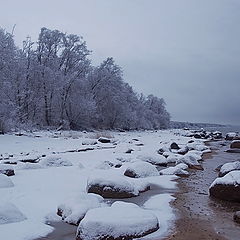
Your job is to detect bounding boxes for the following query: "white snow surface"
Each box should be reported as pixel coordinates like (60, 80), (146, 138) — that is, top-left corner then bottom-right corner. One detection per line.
(0, 129), (195, 240)
(77, 201), (159, 240)
(210, 170), (240, 187)
(0, 174), (14, 188)
(0, 202), (26, 224)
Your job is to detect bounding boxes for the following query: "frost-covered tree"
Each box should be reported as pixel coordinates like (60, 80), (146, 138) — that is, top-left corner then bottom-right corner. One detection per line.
(0, 27), (170, 132)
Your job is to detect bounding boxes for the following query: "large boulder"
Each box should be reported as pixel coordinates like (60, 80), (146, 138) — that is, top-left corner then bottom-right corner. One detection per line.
(0, 174), (14, 188)
(0, 202), (27, 224)
(76, 201), (159, 240)
(219, 161), (240, 177)
(226, 132), (239, 141)
(87, 173), (149, 198)
(124, 161), (159, 178)
(57, 193), (105, 225)
(230, 140), (240, 149)
(209, 171), (240, 202)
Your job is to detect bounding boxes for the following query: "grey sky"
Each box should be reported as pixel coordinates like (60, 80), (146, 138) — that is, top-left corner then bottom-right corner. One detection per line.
(1, 0), (240, 125)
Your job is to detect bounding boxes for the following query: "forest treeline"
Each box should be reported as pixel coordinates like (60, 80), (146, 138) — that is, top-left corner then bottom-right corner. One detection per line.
(0, 27), (170, 132)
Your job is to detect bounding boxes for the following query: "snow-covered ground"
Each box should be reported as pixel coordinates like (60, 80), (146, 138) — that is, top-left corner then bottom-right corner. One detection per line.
(0, 129), (208, 240)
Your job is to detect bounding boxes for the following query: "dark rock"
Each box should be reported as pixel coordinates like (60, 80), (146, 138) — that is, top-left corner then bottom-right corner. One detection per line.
(230, 140), (240, 149)
(170, 142), (180, 150)
(225, 149), (240, 153)
(233, 211), (240, 224)
(135, 143), (144, 146)
(0, 168), (15, 176)
(98, 137), (111, 143)
(188, 140), (194, 143)
(114, 164), (122, 168)
(157, 148), (165, 155)
(215, 164), (223, 172)
(87, 184), (137, 198)
(194, 134), (202, 139)
(132, 138), (139, 141)
(209, 183), (240, 202)
(125, 149), (134, 154)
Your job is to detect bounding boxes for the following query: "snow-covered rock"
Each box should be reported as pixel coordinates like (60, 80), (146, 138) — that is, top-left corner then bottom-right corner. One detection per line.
(124, 161), (159, 178)
(176, 151), (203, 170)
(16, 162), (43, 170)
(18, 154), (40, 163)
(87, 172), (149, 198)
(226, 132), (239, 141)
(0, 165), (15, 176)
(187, 142), (208, 152)
(40, 156), (73, 167)
(230, 140), (240, 149)
(209, 170), (240, 202)
(76, 201), (159, 240)
(57, 193), (105, 225)
(0, 174), (14, 188)
(177, 146), (189, 155)
(160, 163), (189, 177)
(137, 154), (167, 166)
(219, 161), (240, 177)
(0, 202), (27, 224)
(98, 137), (111, 143)
(82, 139), (97, 145)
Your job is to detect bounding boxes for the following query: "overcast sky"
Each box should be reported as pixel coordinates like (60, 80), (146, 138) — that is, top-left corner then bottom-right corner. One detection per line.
(1, 0), (240, 125)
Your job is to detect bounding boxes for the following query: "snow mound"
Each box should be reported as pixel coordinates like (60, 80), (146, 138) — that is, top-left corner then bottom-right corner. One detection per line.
(160, 163), (189, 177)
(219, 161), (240, 177)
(124, 161), (159, 178)
(0, 174), (14, 188)
(0, 202), (27, 224)
(40, 156), (73, 167)
(137, 154), (167, 166)
(76, 201), (159, 240)
(57, 193), (105, 225)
